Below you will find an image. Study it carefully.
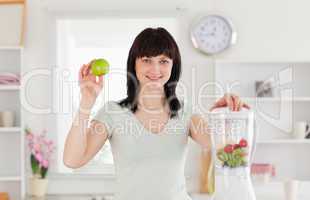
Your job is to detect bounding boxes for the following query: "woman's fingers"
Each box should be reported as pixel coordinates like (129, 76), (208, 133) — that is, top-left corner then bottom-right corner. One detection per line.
(231, 94), (239, 111)
(242, 102), (251, 109)
(83, 59), (96, 76)
(210, 93), (251, 112)
(79, 64), (91, 85)
(85, 64), (92, 76)
(225, 94), (234, 111)
(209, 102), (225, 111)
(83, 59), (99, 81)
(235, 98), (241, 111)
(231, 94), (251, 111)
(80, 64), (88, 77)
(85, 59), (96, 75)
(232, 94), (251, 110)
(78, 65), (84, 82)
(209, 95), (228, 111)
(79, 60), (96, 82)
(87, 73), (104, 88)
(81, 63), (88, 77)
(98, 75), (104, 86)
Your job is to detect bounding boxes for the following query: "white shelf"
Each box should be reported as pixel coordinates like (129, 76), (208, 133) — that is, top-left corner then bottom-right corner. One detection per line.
(0, 175), (21, 182)
(0, 127), (21, 132)
(0, 85), (20, 91)
(244, 97), (310, 102)
(253, 180), (310, 200)
(0, 46), (23, 50)
(257, 139), (310, 144)
(0, 43), (24, 199)
(214, 61), (310, 185)
(205, 96), (310, 102)
(215, 60), (310, 64)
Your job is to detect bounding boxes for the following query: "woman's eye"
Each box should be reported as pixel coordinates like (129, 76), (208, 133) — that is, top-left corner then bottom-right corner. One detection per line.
(142, 59), (151, 63)
(160, 60), (169, 64)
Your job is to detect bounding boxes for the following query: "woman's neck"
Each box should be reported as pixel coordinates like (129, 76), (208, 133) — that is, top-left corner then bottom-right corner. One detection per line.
(137, 87), (168, 113)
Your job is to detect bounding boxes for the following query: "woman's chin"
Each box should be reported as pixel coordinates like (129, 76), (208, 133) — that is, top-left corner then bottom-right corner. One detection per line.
(142, 81), (164, 90)
(148, 83), (163, 90)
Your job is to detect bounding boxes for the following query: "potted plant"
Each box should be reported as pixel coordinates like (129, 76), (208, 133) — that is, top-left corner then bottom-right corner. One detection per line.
(25, 127), (55, 197)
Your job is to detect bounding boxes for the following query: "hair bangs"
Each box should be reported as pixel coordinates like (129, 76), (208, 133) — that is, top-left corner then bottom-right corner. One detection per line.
(133, 28), (177, 60)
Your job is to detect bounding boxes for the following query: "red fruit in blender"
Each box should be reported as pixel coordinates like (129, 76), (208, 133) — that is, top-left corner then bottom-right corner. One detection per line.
(240, 152), (248, 157)
(239, 139), (248, 148)
(233, 144), (240, 149)
(224, 144), (234, 153)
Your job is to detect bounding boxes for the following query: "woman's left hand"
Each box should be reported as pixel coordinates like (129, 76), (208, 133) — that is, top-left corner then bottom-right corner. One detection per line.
(209, 93), (250, 111)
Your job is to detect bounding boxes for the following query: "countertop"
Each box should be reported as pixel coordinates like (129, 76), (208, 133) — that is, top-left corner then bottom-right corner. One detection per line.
(25, 181), (310, 200)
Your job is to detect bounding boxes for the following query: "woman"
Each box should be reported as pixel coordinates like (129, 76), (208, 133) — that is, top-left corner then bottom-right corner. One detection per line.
(63, 27), (249, 200)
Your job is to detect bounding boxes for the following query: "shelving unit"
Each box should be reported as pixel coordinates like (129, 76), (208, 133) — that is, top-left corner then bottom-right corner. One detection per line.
(0, 176), (21, 182)
(206, 96), (310, 102)
(0, 127), (21, 132)
(0, 46), (23, 50)
(244, 97), (310, 102)
(214, 61), (310, 180)
(257, 139), (310, 144)
(0, 85), (20, 90)
(0, 46), (25, 200)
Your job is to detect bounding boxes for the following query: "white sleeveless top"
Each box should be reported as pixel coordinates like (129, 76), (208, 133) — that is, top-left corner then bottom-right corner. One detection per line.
(92, 101), (193, 200)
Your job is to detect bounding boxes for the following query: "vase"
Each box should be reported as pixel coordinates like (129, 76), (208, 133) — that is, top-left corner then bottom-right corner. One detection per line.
(0, 111), (14, 127)
(29, 177), (48, 197)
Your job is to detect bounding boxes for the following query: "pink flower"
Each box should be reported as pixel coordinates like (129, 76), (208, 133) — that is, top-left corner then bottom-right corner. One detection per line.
(33, 143), (41, 153)
(48, 143), (54, 151)
(26, 127), (55, 175)
(35, 152), (43, 163)
(26, 133), (34, 141)
(42, 159), (49, 168)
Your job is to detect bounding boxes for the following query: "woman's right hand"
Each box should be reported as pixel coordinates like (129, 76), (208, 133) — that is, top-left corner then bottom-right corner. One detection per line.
(78, 60), (104, 108)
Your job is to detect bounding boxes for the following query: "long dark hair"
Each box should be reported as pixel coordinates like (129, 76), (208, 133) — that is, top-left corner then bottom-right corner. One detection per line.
(118, 27), (182, 118)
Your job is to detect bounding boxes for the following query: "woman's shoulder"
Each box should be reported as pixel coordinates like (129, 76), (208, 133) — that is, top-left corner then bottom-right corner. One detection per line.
(102, 100), (130, 115)
(176, 100), (192, 120)
(103, 100), (119, 109)
(177, 100), (205, 120)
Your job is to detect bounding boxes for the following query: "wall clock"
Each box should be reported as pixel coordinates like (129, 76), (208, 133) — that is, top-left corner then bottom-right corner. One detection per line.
(190, 15), (237, 55)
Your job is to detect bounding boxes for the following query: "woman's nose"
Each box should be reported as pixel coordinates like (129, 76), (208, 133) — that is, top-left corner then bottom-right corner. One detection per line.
(150, 62), (161, 73)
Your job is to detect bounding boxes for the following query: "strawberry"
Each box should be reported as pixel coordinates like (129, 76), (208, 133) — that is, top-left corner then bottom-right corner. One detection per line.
(224, 144), (234, 153)
(239, 139), (248, 148)
(240, 152), (248, 157)
(233, 144), (240, 149)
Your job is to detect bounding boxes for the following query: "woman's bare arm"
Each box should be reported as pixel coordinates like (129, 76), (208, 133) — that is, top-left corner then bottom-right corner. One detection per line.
(63, 61), (108, 169)
(63, 100), (109, 169)
(189, 114), (211, 149)
(189, 93), (250, 148)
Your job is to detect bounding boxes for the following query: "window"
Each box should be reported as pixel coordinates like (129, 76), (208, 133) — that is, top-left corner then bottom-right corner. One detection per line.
(55, 17), (178, 174)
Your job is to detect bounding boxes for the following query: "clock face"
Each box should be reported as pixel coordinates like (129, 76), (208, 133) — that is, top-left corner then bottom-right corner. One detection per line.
(191, 15), (236, 55)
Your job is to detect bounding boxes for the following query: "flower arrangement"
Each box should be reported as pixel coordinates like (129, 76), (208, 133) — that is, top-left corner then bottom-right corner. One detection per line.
(216, 138), (248, 168)
(25, 127), (55, 179)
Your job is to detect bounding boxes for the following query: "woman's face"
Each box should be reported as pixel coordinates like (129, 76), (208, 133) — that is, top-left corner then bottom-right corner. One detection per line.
(135, 54), (173, 90)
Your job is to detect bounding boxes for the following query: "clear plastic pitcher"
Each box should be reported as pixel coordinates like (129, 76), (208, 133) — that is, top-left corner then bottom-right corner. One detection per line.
(206, 108), (257, 200)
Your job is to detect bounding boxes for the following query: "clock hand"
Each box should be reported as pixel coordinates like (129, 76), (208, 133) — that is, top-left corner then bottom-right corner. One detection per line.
(204, 32), (216, 37)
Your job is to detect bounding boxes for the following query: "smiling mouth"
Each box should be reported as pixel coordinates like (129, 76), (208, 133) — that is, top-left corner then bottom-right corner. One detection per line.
(146, 76), (162, 80)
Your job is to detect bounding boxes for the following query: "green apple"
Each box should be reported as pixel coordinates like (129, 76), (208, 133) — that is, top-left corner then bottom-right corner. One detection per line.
(91, 58), (110, 76)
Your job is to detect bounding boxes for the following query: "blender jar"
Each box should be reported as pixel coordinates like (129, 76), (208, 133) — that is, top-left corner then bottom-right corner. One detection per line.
(206, 108), (257, 200)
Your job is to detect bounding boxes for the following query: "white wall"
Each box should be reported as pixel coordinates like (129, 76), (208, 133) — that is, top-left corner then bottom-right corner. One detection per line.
(22, 0), (310, 194)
